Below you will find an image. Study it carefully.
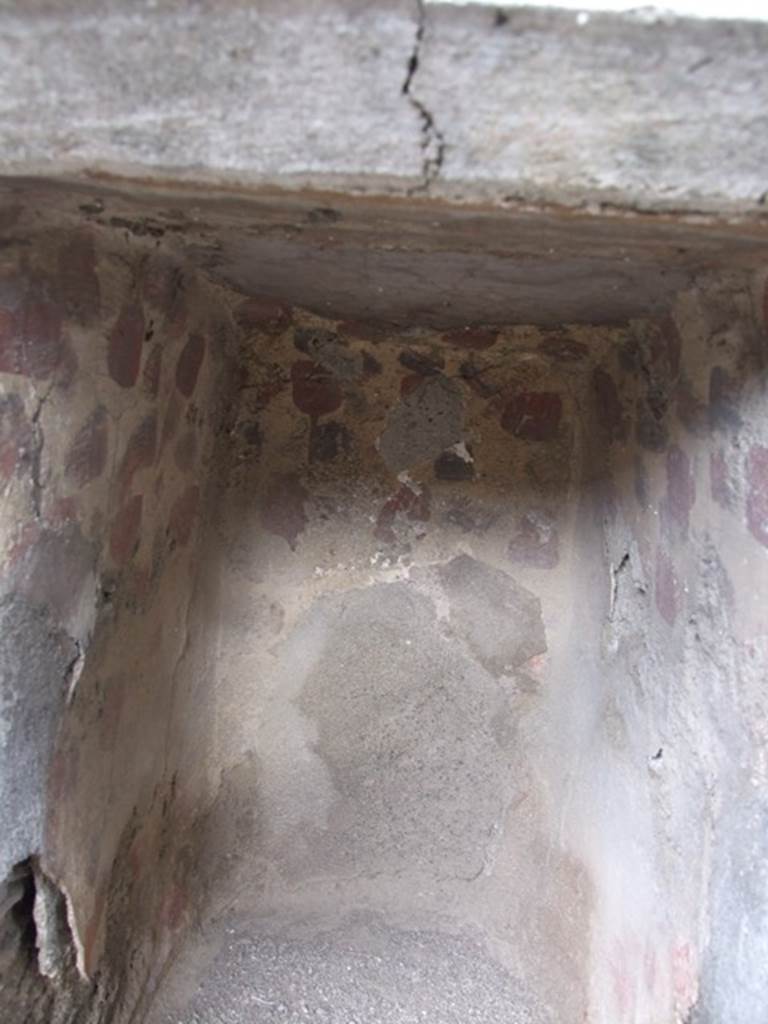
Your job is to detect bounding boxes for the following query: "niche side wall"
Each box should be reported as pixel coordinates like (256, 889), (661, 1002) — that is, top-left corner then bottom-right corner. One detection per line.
(567, 270), (768, 1024)
(0, 220), (236, 1022)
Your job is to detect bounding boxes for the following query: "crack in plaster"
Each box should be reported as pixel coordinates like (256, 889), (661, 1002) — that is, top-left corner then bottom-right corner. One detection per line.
(162, 583), (196, 783)
(402, 0), (445, 193)
(609, 551), (630, 620)
(29, 381), (55, 521)
(64, 640), (85, 705)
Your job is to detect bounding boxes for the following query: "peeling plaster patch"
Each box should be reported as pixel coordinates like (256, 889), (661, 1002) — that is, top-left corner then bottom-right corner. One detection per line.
(378, 375), (463, 472)
(32, 862), (74, 980)
(295, 582), (512, 881)
(434, 441), (475, 480)
(294, 326), (362, 381)
(450, 440), (473, 463)
(435, 554), (547, 676)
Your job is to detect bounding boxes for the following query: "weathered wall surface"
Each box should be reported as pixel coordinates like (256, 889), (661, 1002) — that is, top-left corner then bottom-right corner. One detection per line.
(2, 0), (768, 1017)
(593, 272), (768, 1024)
(505, 269), (768, 1024)
(0, 193), (767, 1022)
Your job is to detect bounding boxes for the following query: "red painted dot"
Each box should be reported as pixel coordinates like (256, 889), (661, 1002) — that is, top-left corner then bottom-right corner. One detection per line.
(117, 415), (157, 499)
(374, 483), (431, 544)
(501, 392), (562, 441)
(710, 448), (731, 509)
(142, 343), (163, 397)
(664, 445), (695, 535)
(655, 549), (678, 626)
(0, 298), (63, 379)
(0, 393), (33, 486)
(261, 473), (308, 549)
(592, 368), (627, 442)
(56, 233), (101, 322)
(441, 327), (498, 351)
(747, 444), (768, 548)
(65, 406), (109, 487)
(290, 360), (342, 418)
(175, 333), (206, 398)
(168, 484), (201, 547)
(110, 494), (143, 565)
(108, 300), (144, 388)
(236, 297), (292, 333)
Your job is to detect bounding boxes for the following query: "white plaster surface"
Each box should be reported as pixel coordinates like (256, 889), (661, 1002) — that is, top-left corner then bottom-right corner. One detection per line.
(0, 1), (767, 213)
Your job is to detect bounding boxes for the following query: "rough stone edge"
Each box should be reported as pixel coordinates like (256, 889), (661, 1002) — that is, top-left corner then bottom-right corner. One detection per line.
(2, 171), (768, 236)
(1, 164), (767, 223)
